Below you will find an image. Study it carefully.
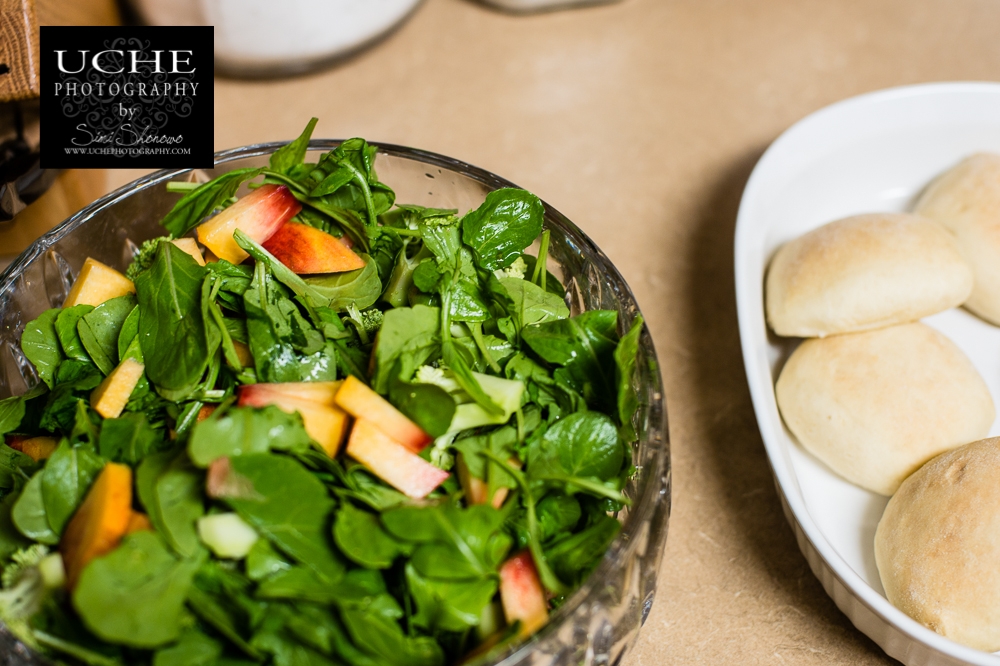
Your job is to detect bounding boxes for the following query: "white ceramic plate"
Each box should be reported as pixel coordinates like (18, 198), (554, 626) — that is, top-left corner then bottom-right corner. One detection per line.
(735, 82), (1000, 666)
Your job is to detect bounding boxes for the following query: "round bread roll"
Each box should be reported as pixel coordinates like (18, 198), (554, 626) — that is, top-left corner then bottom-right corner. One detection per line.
(775, 322), (994, 495)
(875, 437), (1000, 651)
(766, 213), (973, 337)
(915, 153), (1000, 326)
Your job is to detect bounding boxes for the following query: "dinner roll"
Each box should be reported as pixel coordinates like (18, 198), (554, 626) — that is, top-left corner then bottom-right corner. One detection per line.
(775, 323), (994, 495)
(875, 437), (1000, 651)
(766, 213), (973, 337)
(915, 153), (1000, 325)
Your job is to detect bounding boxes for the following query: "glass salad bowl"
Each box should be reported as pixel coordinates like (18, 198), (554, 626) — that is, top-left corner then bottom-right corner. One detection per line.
(0, 142), (671, 666)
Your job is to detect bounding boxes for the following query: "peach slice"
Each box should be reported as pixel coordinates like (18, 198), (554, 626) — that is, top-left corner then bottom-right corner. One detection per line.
(239, 381), (341, 407)
(61, 462), (132, 589)
(8, 436), (59, 462)
(499, 550), (549, 638)
(170, 238), (206, 266)
(262, 222), (366, 274)
(63, 258), (135, 308)
(90, 358), (145, 419)
(335, 375), (431, 453)
(345, 418), (449, 499)
(124, 511), (153, 534)
(237, 383), (349, 457)
(196, 184), (300, 264)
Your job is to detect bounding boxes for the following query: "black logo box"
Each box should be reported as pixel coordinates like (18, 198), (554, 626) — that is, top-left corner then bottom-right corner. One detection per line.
(40, 26), (214, 169)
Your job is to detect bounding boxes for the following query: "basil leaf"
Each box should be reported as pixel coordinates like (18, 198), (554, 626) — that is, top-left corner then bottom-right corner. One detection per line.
(73, 532), (203, 648)
(461, 188), (544, 270)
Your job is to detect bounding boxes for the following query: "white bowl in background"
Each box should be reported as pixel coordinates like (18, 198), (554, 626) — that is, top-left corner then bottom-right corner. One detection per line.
(735, 82), (1000, 666)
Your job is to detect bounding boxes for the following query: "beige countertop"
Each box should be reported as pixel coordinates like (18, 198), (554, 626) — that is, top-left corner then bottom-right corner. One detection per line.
(64, 0), (1000, 662)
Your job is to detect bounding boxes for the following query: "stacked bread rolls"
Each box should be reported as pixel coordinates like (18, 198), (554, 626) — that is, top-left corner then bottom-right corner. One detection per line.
(768, 153), (1000, 651)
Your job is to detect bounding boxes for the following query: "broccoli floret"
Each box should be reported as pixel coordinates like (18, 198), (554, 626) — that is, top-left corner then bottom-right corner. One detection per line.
(0, 545), (52, 649)
(344, 305), (384, 345)
(125, 236), (169, 281)
(495, 256), (527, 280)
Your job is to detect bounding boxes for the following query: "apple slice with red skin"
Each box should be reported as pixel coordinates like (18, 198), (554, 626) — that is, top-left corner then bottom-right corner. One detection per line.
(262, 222), (366, 275)
(345, 418), (449, 499)
(335, 375), (431, 453)
(196, 184), (301, 264)
(456, 453), (520, 509)
(499, 550), (549, 638)
(237, 382), (349, 457)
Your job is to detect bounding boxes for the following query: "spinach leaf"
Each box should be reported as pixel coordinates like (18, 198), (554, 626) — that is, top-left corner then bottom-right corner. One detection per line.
(528, 411), (623, 482)
(332, 501), (410, 569)
(116, 305), (140, 360)
(22, 309), (63, 388)
(522, 310), (619, 414)
(218, 454), (344, 582)
(188, 405), (313, 466)
(39, 368), (102, 432)
(0, 493), (32, 559)
(136, 448), (175, 535)
(614, 314), (644, 441)
(135, 243), (216, 399)
(381, 502), (511, 581)
(0, 395), (26, 439)
(0, 439), (35, 493)
(11, 471), (59, 544)
(269, 117), (318, 175)
(154, 452), (205, 557)
(545, 513), (620, 588)
(461, 189), (544, 271)
(500, 277), (568, 330)
(535, 493), (582, 542)
(304, 255), (382, 312)
(372, 305), (441, 394)
(98, 412), (164, 465)
(161, 167), (264, 238)
(405, 563), (497, 633)
(41, 439), (105, 535)
(56, 305), (95, 362)
(246, 538), (291, 581)
(72, 532), (203, 648)
(77, 295), (137, 375)
(388, 375), (455, 439)
(152, 629), (222, 666)
(340, 608), (444, 666)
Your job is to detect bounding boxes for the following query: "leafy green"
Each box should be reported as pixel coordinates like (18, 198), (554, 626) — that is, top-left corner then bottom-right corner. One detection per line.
(304, 256), (382, 312)
(188, 405), (313, 466)
(461, 189), (544, 270)
(11, 472), (58, 545)
(333, 502), (410, 569)
(153, 452), (205, 557)
(72, 532), (202, 648)
(161, 167), (264, 238)
(134, 243), (216, 399)
(528, 411), (623, 481)
(77, 295), (137, 375)
(41, 440), (105, 535)
(269, 117), (318, 175)
(152, 629), (222, 666)
(0, 395), (26, 440)
(21, 309), (63, 389)
(98, 413), (164, 465)
(373, 305), (441, 394)
(615, 314), (644, 441)
(56, 305), (95, 363)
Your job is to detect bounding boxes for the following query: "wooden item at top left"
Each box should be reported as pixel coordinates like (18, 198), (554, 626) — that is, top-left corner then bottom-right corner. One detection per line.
(0, 0), (40, 102)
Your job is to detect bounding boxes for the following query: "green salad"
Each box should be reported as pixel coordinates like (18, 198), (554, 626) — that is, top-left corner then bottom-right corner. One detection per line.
(0, 119), (645, 666)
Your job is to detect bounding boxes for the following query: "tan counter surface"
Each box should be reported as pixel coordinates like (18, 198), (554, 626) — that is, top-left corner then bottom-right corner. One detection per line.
(101, 0), (1000, 663)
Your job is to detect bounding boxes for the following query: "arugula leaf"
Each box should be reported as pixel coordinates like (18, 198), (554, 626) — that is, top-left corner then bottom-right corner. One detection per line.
(615, 314), (644, 441)
(269, 117), (318, 174)
(134, 243), (216, 399)
(161, 167), (264, 238)
(98, 413), (164, 465)
(41, 440), (105, 535)
(77, 295), (137, 375)
(220, 454), (344, 583)
(72, 531), (203, 648)
(22, 309), (63, 389)
(461, 189), (544, 270)
(332, 501), (410, 569)
(188, 405), (314, 466)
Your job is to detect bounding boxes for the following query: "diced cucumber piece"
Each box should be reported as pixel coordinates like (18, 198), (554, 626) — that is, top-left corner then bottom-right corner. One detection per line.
(197, 513), (259, 559)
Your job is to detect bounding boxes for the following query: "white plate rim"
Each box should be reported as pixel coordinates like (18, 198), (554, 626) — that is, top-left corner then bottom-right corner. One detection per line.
(734, 81), (1000, 666)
